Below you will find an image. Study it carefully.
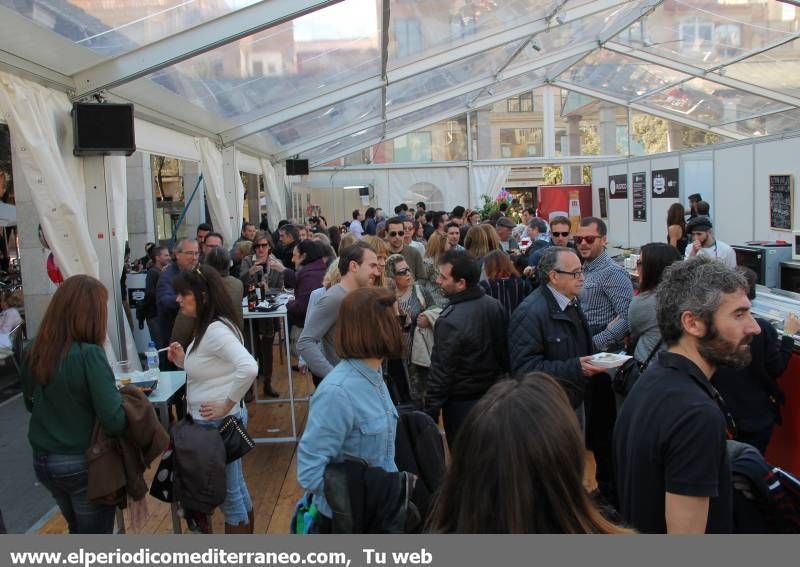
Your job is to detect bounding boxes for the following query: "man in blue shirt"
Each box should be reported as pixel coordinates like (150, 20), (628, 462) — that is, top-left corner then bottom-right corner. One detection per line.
(575, 216), (633, 503)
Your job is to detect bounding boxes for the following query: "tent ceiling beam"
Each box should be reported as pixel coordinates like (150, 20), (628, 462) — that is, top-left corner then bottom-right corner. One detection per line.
(275, 117), (384, 161)
(307, 78), (549, 166)
(604, 42), (800, 109)
(0, 49), (74, 91)
(220, 1), (639, 146)
(72, 0), (346, 99)
(713, 106), (794, 128)
(218, 77), (384, 145)
(552, 79), (747, 140)
(388, 46), (588, 121)
(386, 0), (634, 84)
(706, 31), (800, 74)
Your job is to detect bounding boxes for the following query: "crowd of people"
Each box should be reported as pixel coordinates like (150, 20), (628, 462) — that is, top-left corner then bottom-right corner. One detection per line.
(19, 196), (798, 534)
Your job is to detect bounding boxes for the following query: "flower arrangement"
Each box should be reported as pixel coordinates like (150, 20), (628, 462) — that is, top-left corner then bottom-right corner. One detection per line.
(478, 189), (521, 221)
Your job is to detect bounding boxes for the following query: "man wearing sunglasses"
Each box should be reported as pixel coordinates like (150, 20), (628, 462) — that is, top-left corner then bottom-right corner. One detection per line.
(575, 216), (634, 504)
(386, 216), (425, 280)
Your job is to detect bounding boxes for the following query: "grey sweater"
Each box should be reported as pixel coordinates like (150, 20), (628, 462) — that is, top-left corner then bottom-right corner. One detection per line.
(296, 283), (348, 378)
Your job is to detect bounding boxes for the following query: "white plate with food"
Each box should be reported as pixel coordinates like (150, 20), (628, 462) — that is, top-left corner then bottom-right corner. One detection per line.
(589, 352), (632, 369)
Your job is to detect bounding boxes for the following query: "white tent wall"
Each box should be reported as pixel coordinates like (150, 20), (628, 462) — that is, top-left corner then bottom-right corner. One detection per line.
(105, 155), (142, 368)
(592, 132), (800, 249)
(606, 163), (630, 248)
(468, 166), (511, 209)
(195, 137), (234, 246)
(752, 138), (800, 241)
(0, 73), (135, 360)
(301, 166), (479, 222)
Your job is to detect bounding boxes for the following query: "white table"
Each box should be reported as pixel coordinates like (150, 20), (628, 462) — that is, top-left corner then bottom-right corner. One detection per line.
(242, 304), (308, 444)
(146, 370), (186, 534)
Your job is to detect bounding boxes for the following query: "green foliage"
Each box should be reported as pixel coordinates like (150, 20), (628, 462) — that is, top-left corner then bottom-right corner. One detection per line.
(631, 114), (668, 154)
(543, 166), (563, 185)
(477, 194), (500, 220)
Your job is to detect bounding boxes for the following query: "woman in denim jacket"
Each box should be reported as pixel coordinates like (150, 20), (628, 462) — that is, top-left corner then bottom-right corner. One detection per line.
(297, 287), (404, 530)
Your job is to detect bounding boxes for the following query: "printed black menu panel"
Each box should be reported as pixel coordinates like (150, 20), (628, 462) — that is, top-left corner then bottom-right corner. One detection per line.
(651, 168), (679, 199)
(632, 172), (646, 222)
(598, 187), (608, 218)
(608, 174), (628, 199)
(769, 174), (793, 231)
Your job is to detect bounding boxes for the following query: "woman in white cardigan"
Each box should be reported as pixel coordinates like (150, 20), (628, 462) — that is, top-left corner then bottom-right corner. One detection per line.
(167, 266), (258, 533)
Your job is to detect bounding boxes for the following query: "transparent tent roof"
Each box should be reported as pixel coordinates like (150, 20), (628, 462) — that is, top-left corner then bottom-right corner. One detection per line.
(3, 0), (800, 165)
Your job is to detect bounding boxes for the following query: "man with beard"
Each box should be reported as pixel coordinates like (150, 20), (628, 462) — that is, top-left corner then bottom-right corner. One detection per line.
(684, 215), (735, 268)
(614, 257), (761, 534)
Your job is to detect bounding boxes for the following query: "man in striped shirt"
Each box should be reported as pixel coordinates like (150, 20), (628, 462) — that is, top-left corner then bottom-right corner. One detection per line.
(575, 216), (634, 503)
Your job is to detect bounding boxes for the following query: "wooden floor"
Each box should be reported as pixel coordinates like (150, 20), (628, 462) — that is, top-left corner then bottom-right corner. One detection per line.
(38, 353), (314, 535)
(36, 350), (598, 534)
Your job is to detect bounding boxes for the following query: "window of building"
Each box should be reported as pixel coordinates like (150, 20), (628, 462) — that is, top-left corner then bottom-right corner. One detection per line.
(394, 18), (422, 58)
(507, 92), (534, 113)
(394, 132), (432, 162)
(714, 24), (741, 59)
(679, 18), (713, 55)
(499, 128), (542, 158)
(252, 61), (263, 76)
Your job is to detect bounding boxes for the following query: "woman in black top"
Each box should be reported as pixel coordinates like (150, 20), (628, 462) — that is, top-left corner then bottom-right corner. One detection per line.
(667, 203), (688, 255)
(479, 250), (532, 314)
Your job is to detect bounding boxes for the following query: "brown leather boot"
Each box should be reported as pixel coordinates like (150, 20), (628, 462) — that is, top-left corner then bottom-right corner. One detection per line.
(224, 521), (251, 534)
(248, 509), (255, 534)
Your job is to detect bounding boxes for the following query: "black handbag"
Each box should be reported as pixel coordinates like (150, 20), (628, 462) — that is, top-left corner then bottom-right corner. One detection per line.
(218, 413), (255, 463)
(611, 339), (662, 396)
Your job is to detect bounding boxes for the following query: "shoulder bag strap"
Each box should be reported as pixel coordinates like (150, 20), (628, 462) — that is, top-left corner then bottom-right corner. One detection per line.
(640, 338), (663, 368)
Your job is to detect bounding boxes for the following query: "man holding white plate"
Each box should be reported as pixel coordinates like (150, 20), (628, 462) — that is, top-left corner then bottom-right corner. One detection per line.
(509, 246), (604, 426)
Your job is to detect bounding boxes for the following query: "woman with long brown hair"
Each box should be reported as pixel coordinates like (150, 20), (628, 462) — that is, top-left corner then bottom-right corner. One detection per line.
(23, 275), (126, 533)
(429, 373), (633, 534)
(167, 266), (258, 533)
(666, 202), (688, 255)
(297, 287), (404, 531)
(479, 249), (532, 314)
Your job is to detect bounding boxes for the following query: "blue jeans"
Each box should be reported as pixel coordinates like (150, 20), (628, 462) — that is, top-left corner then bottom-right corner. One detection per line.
(32, 453), (116, 534)
(195, 407), (253, 525)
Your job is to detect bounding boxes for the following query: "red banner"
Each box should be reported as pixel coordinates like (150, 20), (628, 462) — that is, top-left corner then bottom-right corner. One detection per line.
(537, 185), (593, 231)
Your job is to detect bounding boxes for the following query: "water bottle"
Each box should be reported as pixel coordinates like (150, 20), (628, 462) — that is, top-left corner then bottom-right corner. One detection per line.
(145, 341), (159, 378)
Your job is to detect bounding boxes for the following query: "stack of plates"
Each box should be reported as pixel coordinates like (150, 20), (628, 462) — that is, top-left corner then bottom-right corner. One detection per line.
(589, 352), (632, 368)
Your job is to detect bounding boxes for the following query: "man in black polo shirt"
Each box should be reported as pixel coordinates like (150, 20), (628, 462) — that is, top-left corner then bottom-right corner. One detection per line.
(614, 257), (761, 533)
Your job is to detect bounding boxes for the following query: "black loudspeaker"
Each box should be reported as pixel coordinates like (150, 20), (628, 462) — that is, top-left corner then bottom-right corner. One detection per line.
(72, 102), (136, 156)
(285, 158), (309, 176)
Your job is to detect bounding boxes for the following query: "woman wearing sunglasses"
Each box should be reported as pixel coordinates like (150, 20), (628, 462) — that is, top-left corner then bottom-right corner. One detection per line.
(239, 231), (283, 397)
(386, 254), (436, 401)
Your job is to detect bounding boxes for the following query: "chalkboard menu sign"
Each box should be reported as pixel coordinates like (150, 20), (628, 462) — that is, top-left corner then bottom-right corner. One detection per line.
(609, 174), (628, 199)
(598, 187), (607, 218)
(769, 174), (793, 231)
(632, 172), (646, 222)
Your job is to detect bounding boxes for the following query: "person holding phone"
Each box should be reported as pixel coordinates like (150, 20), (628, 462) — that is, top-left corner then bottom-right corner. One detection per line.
(239, 231), (283, 397)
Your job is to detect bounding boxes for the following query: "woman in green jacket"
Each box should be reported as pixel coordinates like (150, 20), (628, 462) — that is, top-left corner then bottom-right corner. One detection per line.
(22, 275), (126, 534)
